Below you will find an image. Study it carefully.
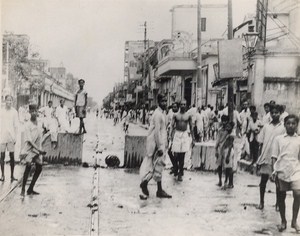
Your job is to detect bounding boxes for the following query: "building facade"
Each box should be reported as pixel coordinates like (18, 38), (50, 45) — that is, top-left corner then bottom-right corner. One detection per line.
(153, 4), (228, 108)
(2, 34), (75, 109)
(232, 0), (300, 114)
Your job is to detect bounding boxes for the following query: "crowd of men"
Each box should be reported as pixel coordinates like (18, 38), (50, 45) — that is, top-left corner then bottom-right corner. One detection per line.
(138, 93), (300, 233)
(0, 79), (88, 196)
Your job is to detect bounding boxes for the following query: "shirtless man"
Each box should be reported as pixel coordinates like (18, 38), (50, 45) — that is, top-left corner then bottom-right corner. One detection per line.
(169, 100), (195, 181)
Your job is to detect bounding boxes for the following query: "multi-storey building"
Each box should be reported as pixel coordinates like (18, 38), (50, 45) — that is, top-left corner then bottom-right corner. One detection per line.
(153, 4), (228, 107)
(232, 0), (300, 114)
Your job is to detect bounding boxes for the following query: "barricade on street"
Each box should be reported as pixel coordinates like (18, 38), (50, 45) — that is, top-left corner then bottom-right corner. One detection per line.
(122, 135), (146, 168)
(191, 142), (217, 171)
(42, 133), (83, 164)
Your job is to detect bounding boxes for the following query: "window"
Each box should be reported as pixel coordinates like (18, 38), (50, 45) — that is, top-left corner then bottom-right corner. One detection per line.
(201, 18), (206, 32)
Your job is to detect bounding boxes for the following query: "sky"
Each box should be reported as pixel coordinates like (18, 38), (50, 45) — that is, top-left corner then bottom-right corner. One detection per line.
(1, 0), (256, 104)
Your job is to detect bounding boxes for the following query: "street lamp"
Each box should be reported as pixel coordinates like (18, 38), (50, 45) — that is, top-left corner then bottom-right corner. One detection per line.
(242, 31), (259, 102)
(242, 32), (259, 56)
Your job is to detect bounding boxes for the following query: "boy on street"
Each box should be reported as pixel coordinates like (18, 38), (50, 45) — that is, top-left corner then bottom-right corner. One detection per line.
(215, 115), (230, 187)
(272, 115), (300, 233)
(75, 79), (88, 134)
(20, 105), (47, 196)
(256, 104), (285, 210)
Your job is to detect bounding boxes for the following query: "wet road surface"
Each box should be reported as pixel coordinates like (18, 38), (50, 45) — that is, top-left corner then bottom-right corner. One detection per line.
(0, 114), (298, 236)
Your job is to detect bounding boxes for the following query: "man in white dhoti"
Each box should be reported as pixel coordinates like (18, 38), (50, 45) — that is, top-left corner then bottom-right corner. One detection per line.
(39, 100), (54, 132)
(139, 94), (172, 200)
(55, 100), (70, 133)
(0, 95), (19, 181)
(169, 99), (195, 181)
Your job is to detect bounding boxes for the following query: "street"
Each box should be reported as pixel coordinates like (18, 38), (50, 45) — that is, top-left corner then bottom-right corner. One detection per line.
(0, 113), (299, 236)
(94, 117), (296, 236)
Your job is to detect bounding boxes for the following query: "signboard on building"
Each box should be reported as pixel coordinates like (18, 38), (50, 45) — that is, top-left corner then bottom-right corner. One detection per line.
(218, 39), (243, 79)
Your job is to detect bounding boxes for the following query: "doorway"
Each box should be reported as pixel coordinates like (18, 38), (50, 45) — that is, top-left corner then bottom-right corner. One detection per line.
(184, 78), (192, 107)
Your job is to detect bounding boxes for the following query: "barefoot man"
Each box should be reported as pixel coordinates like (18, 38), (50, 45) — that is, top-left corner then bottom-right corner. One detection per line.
(139, 94), (172, 199)
(169, 99), (195, 181)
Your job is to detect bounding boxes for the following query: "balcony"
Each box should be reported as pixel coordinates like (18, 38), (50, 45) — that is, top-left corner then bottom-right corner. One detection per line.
(155, 52), (197, 78)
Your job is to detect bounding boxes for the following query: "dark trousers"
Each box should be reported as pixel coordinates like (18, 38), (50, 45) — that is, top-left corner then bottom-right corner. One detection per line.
(174, 153), (185, 176)
(1, 152), (15, 178)
(168, 147), (177, 170)
(250, 139), (259, 164)
(22, 163), (42, 192)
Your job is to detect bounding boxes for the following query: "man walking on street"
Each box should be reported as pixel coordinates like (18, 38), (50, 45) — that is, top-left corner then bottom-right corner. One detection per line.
(139, 94), (171, 200)
(256, 104), (285, 210)
(20, 104), (46, 196)
(0, 95), (19, 181)
(167, 102), (178, 175)
(169, 99), (195, 181)
(272, 115), (300, 233)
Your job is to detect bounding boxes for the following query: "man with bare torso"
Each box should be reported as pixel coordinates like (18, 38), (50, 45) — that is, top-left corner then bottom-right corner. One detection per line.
(169, 100), (195, 181)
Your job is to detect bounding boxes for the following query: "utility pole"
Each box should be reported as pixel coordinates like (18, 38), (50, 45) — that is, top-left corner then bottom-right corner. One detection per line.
(142, 21), (147, 125)
(196, 0), (202, 108)
(256, 0), (268, 49)
(227, 0), (234, 122)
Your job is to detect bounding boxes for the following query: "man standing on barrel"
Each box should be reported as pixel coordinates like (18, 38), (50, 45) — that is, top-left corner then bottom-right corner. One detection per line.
(75, 79), (88, 134)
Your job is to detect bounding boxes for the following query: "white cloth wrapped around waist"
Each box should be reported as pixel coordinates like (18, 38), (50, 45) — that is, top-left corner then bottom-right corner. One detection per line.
(171, 130), (191, 153)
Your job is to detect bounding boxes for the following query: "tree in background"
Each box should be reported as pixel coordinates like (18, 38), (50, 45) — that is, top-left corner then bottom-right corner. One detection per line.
(2, 33), (44, 104)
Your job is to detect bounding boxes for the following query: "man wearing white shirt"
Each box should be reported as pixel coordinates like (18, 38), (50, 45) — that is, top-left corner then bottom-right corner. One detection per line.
(240, 100), (251, 135)
(195, 108), (204, 142)
(56, 100), (69, 133)
(280, 105), (289, 123)
(0, 95), (19, 181)
(139, 94), (172, 199)
(262, 103), (272, 125)
(39, 100), (54, 132)
(222, 105), (241, 136)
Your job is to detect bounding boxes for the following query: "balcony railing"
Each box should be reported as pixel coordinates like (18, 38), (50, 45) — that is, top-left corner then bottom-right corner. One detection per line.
(158, 51), (192, 65)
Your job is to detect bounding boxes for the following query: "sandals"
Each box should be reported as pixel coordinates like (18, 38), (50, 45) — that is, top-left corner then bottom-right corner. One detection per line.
(0, 176), (5, 181)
